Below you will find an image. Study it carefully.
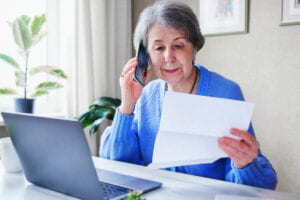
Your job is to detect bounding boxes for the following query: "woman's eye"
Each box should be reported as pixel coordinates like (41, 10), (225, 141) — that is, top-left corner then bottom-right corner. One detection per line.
(175, 45), (184, 49)
(154, 47), (163, 51)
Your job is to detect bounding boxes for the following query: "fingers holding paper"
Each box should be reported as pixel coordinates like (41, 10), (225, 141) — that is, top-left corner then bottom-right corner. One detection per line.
(218, 128), (259, 169)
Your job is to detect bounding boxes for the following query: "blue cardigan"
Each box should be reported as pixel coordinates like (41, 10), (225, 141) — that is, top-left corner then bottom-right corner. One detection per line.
(100, 65), (277, 190)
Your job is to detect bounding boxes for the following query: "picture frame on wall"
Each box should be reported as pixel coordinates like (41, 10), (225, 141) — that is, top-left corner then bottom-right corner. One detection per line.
(280, 0), (300, 26)
(199, 0), (248, 36)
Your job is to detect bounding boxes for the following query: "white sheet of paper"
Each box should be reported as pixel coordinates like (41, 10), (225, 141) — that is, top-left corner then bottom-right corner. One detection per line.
(149, 92), (255, 169)
(214, 194), (274, 200)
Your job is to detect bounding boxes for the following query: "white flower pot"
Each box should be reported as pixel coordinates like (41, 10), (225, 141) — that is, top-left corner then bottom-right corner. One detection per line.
(0, 137), (22, 173)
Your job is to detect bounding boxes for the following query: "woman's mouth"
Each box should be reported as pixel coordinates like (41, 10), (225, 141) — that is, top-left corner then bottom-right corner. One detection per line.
(163, 68), (179, 74)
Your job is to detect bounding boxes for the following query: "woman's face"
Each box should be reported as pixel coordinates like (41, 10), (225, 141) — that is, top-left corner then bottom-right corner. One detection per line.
(147, 24), (194, 87)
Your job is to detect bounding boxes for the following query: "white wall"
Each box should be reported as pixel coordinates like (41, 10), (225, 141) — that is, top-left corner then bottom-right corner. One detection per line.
(195, 0), (300, 194)
(132, 0), (300, 194)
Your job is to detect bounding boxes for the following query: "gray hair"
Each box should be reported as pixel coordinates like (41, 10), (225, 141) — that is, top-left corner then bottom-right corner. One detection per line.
(133, 0), (205, 54)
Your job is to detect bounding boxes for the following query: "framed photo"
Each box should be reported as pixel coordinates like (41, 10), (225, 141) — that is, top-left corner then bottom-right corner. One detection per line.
(281, 0), (300, 26)
(199, 0), (248, 36)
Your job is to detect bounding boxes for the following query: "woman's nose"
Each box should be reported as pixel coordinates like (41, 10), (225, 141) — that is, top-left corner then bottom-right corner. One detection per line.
(164, 48), (176, 63)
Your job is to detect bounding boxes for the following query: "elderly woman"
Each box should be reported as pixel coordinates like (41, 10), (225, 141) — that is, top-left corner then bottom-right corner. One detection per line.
(100, 0), (277, 190)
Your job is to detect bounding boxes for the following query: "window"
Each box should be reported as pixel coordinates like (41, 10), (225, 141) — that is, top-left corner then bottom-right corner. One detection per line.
(0, 0), (67, 115)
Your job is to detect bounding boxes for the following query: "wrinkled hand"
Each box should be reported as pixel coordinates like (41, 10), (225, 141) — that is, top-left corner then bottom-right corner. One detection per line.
(218, 128), (259, 168)
(119, 57), (151, 115)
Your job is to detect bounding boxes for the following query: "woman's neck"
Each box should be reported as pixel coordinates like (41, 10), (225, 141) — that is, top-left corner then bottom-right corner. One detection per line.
(165, 68), (199, 94)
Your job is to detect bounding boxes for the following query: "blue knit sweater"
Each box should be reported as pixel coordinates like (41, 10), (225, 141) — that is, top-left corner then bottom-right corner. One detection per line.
(100, 65), (277, 190)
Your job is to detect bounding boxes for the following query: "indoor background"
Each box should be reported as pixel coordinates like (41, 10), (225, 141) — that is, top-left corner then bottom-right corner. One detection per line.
(1, 0), (299, 194)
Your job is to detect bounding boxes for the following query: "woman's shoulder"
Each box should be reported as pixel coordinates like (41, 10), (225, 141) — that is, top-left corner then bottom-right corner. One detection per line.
(196, 64), (244, 100)
(138, 79), (165, 104)
(145, 79), (165, 91)
(197, 64), (237, 86)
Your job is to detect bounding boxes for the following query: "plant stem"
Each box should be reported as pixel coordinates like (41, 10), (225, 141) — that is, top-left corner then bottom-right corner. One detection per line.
(24, 51), (29, 99)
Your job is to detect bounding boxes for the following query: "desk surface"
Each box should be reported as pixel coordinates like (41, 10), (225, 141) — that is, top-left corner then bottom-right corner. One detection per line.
(1, 157), (300, 200)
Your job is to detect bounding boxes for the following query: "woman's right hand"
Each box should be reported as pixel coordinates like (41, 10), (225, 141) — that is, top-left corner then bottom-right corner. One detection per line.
(119, 57), (151, 115)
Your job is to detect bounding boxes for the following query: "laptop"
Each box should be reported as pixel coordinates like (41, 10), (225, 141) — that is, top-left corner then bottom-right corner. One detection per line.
(1, 112), (162, 200)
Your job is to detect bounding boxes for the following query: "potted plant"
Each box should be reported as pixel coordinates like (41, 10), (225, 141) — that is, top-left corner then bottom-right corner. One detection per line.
(125, 191), (145, 200)
(75, 96), (121, 156)
(0, 14), (67, 113)
(75, 96), (121, 135)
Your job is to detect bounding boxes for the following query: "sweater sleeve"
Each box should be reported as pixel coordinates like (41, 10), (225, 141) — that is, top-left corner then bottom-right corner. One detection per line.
(208, 71), (278, 189)
(99, 79), (164, 166)
(99, 108), (143, 165)
(225, 155), (278, 190)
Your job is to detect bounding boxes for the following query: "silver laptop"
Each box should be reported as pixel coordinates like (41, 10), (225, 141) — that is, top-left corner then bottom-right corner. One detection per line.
(1, 112), (162, 200)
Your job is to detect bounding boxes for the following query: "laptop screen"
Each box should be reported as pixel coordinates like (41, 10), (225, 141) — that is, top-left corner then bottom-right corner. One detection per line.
(1, 112), (162, 200)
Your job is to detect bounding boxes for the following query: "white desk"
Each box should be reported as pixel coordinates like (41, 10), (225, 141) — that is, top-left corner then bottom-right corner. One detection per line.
(0, 157), (300, 200)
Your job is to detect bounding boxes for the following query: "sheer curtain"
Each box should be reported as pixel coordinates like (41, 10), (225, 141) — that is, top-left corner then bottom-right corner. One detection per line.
(58, 0), (132, 154)
(65, 0), (132, 115)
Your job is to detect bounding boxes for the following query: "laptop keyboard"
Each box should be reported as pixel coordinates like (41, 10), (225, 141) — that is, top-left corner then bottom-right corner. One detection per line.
(100, 181), (129, 200)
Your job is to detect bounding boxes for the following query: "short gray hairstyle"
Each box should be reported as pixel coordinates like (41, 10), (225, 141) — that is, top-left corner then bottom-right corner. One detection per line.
(133, 0), (205, 54)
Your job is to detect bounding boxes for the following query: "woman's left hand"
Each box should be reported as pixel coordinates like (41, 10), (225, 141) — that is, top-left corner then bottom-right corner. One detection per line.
(218, 128), (259, 168)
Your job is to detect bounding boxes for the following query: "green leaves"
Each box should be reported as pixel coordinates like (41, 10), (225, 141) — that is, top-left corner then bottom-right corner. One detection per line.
(31, 14), (46, 36)
(76, 97), (121, 135)
(36, 81), (63, 90)
(15, 69), (25, 87)
(12, 14), (46, 52)
(13, 17), (31, 51)
(29, 66), (67, 98)
(90, 96), (121, 109)
(0, 88), (17, 95)
(30, 82), (63, 98)
(30, 90), (48, 98)
(20, 15), (31, 25)
(0, 54), (20, 69)
(30, 66), (68, 79)
(125, 191), (145, 200)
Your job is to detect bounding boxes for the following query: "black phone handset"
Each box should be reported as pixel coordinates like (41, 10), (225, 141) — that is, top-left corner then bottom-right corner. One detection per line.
(134, 41), (149, 87)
